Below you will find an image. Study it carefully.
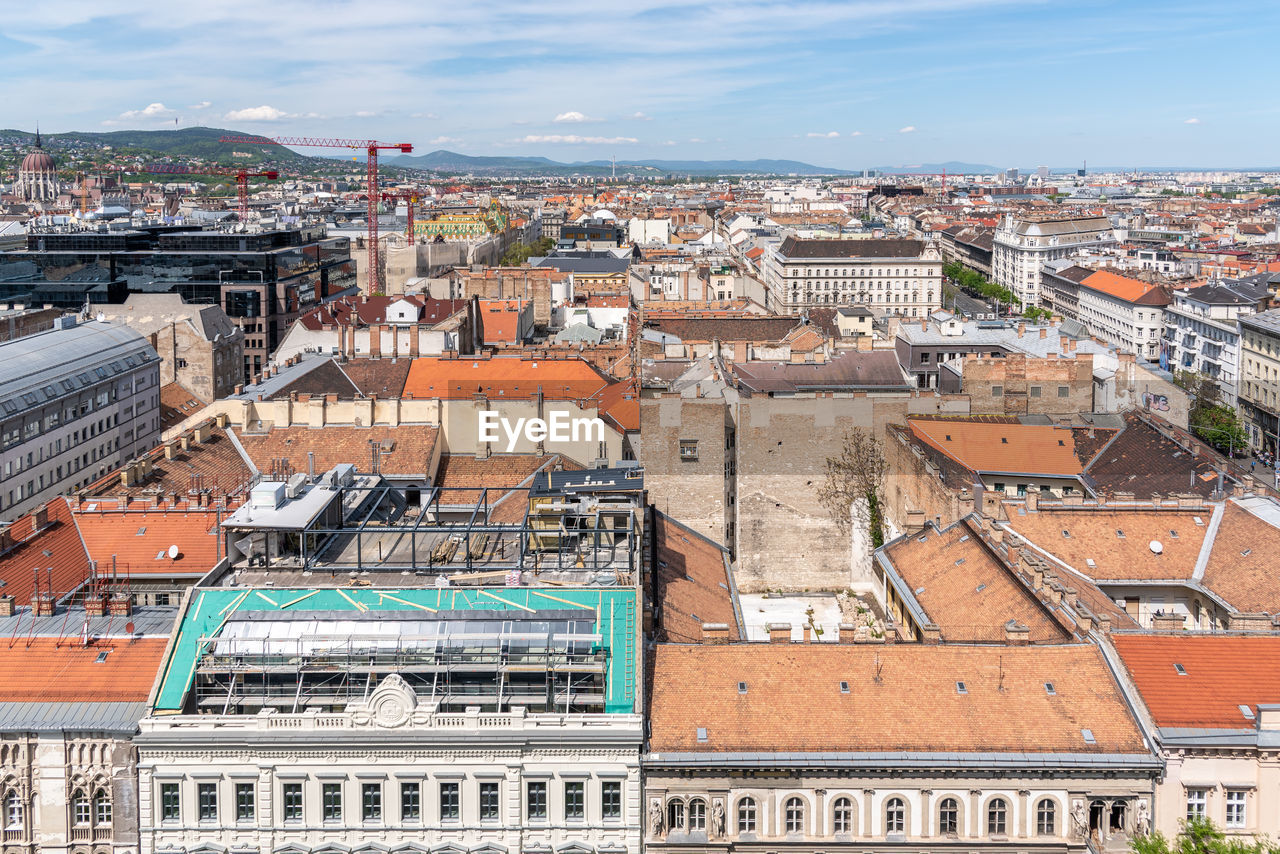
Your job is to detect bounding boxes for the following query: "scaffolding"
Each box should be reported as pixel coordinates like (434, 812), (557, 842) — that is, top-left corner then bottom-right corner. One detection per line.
(189, 610), (609, 716)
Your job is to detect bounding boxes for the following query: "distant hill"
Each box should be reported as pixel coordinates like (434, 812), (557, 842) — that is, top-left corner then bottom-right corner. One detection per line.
(0, 126), (324, 167)
(389, 149), (852, 177)
(868, 161), (1001, 175)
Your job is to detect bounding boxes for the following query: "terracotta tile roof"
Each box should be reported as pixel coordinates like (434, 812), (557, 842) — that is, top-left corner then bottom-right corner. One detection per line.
(1003, 508), (1208, 581)
(298, 296), (469, 330)
(1084, 413), (1223, 498)
(908, 418), (1088, 477)
(72, 509), (221, 577)
(882, 518), (1072, 643)
(159, 382), (204, 431)
(234, 424), (439, 478)
(403, 356), (611, 400)
(433, 454), (565, 504)
(647, 643), (1148, 754)
(1201, 501), (1280, 613)
(333, 359), (414, 398)
(83, 422), (254, 500)
(1080, 270), (1172, 306)
(653, 513), (738, 643)
(594, 379), (639, 432)
(0, 498), (90, 603)
(1113, 634), (1280, 729)
(647, 315), (802, 344)
(0, 637), (167, 702)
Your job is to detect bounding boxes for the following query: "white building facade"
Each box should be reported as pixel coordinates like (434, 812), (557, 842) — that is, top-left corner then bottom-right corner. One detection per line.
(992, 214), (1116, 306)
(771, 237), (943, 317)
(1162, 282), (1269, 406)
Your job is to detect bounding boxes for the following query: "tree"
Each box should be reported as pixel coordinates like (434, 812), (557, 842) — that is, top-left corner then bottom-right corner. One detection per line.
(500, 236), (554, 267)
(817, 428), (888, 548)
(1132, 817), (1280, 854)
(1179, 373), (1248, 456)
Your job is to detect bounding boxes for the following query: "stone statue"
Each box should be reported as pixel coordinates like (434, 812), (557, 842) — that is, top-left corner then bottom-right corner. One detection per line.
(1071, 799), (1089, 841)
(649, 798), (664, 837)
(1135, 800), (1151, 836)
(711, 798), (725, 838)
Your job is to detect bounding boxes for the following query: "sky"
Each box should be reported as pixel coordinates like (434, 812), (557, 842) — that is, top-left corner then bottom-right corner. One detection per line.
(2, 0), (1278, 169)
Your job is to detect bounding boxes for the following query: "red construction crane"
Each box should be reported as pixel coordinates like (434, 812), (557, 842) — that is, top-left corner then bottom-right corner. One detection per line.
(380, 190), (421, 243)
(132, 163), (279, 220)
(219, 136), (413, 293)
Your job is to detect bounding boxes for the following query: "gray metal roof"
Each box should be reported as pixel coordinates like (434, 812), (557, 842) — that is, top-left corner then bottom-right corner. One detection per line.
(1241, 308), (1280, 336)
(529, 256), (631, 274)
(0, 605), (179, 638)
(0, 319), (157, 417)
(0, 701), (147, 734)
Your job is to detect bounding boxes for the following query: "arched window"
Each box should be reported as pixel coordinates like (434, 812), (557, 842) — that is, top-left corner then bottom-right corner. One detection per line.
(1036, 799), (1056, 836)
(785, 796), (805, 833)
(737, 797), (757, 834)
(4, 790), (22, 829)
(833, 797), (853, 834)
(667, 799), (685, 831)
(94, 788), (111, 826)
(885, 797), (905, 833)
(987, 798), (1008, 835)
(939, 797), (960, 835)
(689, 798), (706, 832)
(72, 791), (91, 826)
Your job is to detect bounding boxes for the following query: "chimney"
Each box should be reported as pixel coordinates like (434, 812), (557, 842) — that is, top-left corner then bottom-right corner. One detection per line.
(216, 412), (229, 428)
(194, 423), (212, 443)
(180, 436), (191, 451)
(701, 623), (731, 644)
(164, 442), (179, 460)
(1004, 620), (1030, 645)
(1064, 587), (1078, 608)
(767, 622), (792, 644)
(1069, 338), (1077, 352)
(1076, 612), (1093, 633)
(1017, 322), (1025, 338)
(1025, 486), (1039, 512)
(0, 595), (13, 617)
(34, 505), (48, 530)
(838, 623), (856, 644)
(108, 595), (133, 617)
(84, 593), (108, 617)
(1039, 327), (1047, 339)
(1151, 612), (1185, 631)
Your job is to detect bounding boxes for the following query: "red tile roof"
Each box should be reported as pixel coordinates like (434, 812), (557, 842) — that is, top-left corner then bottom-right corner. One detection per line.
(653, 513), (738, 643)
(73, 509), (221, 577)
(648, 643), (1148, 754)
(1113, 634), (1280, 729)
(0, 499), (90, 603)
(908, 418), (1087, 477)
(0, 637), (167, 702)
(403, 356), (612, 400)
(235, 424), (439, 478)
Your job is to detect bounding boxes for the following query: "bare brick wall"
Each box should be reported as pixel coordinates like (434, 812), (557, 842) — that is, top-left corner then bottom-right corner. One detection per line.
(961, 352), (1094, 416)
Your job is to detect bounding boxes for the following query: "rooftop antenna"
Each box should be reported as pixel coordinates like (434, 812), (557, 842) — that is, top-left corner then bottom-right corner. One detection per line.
(998, 654), (1006, 692)
(873, 653), (883, 683)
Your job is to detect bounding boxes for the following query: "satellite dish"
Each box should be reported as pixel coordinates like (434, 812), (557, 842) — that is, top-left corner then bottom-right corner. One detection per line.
(167, 544), (179, 559)
(125, 621), (136, 634)
(1149, 540), (1163, 555)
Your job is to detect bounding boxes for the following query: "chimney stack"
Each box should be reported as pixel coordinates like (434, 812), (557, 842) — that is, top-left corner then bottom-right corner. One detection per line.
(767, 622), (792, 644)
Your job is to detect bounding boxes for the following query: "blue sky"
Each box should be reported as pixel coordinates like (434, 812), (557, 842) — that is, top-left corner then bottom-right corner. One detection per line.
(3, 0), (1277, 168)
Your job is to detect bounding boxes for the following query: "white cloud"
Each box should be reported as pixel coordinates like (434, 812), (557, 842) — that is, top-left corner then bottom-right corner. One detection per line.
(661, 140), (676, 145)
(688, 137), (705, 143)
(188, 101), (212, 110)
(1184, 117), (1201, 124)
(553, 111), (590, 123)
(849, 130), (863, 137)
(428, 136), (462, 146)
(224, 105), (292, 122)
(411, 112), (439, 120)
(119, 102), (175, 120)
(899, 125), (916, 133)
(632, 111), (652, 120)
(518, 134), (638, 144)
(807, 131), (840, 138)
(354, 110), (378, 118)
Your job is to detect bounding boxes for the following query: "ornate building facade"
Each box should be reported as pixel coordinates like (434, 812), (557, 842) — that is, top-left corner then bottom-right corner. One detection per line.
(15, 131), (58, 203)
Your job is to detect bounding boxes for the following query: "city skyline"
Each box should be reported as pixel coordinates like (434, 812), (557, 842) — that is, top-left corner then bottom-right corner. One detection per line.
(3, 0), (1279, 168)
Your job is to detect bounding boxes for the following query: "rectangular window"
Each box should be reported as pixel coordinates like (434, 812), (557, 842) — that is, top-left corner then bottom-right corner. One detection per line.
(160, 783), (181, 822)
(282, 784), (303, 823)
(400, 782), (420, 822)
(362, 783), (382, 822)
(322, 783), (342, 822)
(565, 781), (585, 820)
(602, 781), (622, 819)
(235, 783), (255, 822)
(197, 783), (217, 823)
(920, 352), (930, 364)
(480, 782), (500, 821)
(1030, 385), (1042, 398)
(679, 439), (698, 461)
(440, 782), (460, 821)
(1225, 790), (1246, 828)
(1186, 788), (1207, 820)
(1058, 385), (1069, 398)
(991, 385), (1003, 397)
(527, 781), (548, 820)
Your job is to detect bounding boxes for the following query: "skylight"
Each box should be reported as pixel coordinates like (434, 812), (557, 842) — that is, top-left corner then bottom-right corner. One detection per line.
(1174, 663), (1187, 676)
(1045, 682), (1056, 695)
(1081, 728), (1096, 744)
(956, 681), (968, 694)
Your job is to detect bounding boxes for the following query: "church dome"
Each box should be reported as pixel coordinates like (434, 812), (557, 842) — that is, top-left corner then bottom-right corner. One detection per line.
(21, 149), (55, 173)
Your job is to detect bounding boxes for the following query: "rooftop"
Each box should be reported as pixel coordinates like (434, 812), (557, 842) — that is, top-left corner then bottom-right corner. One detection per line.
(647, 643), (1151, 759)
